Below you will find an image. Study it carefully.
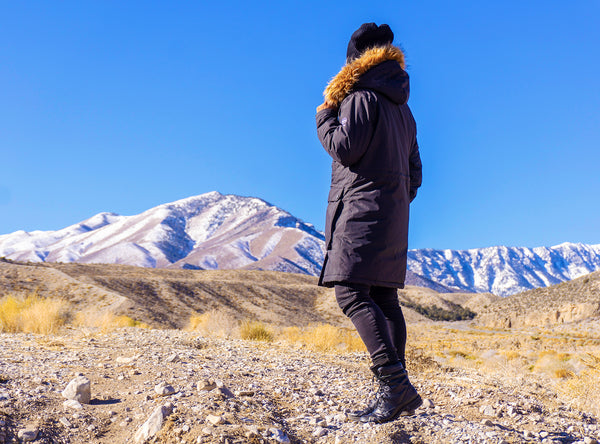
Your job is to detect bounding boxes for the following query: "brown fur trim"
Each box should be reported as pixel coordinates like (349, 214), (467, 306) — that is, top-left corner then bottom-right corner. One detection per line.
(323, 45), (405, 106)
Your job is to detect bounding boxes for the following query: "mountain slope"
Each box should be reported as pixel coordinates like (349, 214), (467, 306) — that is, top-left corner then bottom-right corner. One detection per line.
(476, 270), (600, 328)
(407, 243), (600, 296)
(0, 192), (324, 276)
(1, 192), (599, 296)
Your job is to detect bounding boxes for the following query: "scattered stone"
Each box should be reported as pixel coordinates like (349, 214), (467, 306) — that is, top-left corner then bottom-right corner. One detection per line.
(200, 427), (213, 436)
(245, 425), (260, 439)
(268, 428), (290, 444)
(62, 376), (91, 404)
(584, 438), (598, 444)
(480, 405), (495, 417)
(116, 356), (136, 364)
(206, 414), (224, 425)
(166, 354), (180, 363)
(154, 382), (176, 396)
(235, 390), (255, 397)
(196, 379), (217, 392)
(59, 417), (73, 428)
(524, 430), (535, 438)
(540, 431), (549, 438)
(17, 428), (38, 442)
(507, 405), (519, 417)
(133, 403), (173, 444)
(313, 426), (328, 437)
(63, 399), (83, 410)
(421, 398), (434, 409)
(481, 419), (494, 427)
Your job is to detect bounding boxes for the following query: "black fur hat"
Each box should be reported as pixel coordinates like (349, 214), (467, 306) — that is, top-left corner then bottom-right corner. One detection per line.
(346, 23), (394, 63)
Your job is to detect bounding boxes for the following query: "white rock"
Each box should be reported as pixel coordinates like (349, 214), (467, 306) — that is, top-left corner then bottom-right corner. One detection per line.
(584, 438), (598, 444)
(166, 353), (180, 363)
(269, 428), (291, 444)
(59, 417), (72, 428)
(63, 399), (83, 410)
(154, 382), (176, 396)
(133, 403), (173, 444)
(421, 398), (434, 409)
(196, 379), (217, 392)
(116, 356), (136, 364)
(62, 376), (91, 404)
(17, 428), (38, 442)
(206, 414), (224, 425)
(480, 405), (495, 417)
(313, 426), (328, 437)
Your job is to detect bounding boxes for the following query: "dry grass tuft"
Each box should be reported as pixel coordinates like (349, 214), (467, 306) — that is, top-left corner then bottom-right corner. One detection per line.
(282, 323), (366, 353)
(239, 320), (273, 342)
(0, 293), (70, 334)
(74, 311), (150, 332)
(186, 309), (239, 338)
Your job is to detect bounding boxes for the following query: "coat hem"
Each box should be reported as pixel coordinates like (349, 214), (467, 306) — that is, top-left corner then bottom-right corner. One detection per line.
(319, 274), (405, 289)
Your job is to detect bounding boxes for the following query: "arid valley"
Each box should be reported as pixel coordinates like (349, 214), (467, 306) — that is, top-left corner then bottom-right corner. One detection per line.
(1, 259), (599, 443)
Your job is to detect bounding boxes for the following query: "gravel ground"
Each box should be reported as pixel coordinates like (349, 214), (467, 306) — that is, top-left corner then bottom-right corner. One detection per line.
(0, 327), (598, 444)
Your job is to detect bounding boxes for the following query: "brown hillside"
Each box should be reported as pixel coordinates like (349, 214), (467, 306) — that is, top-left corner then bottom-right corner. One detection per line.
(1, 259), (492, 328)
(476, 270), (600, 328)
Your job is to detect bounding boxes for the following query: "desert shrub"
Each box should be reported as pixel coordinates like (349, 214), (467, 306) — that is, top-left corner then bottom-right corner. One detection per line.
(283, 323), (365, 353)
(239, 320), (273, 342)
(186, 309), (238, 338)
(0, 293), (70, 334)
(400, 300), (476, 321)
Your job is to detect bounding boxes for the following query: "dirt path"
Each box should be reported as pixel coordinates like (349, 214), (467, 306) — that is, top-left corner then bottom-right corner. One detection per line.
(0, 327), (598, 443)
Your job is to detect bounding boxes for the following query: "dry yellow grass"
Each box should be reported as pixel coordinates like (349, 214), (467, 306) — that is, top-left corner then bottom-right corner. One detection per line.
(239, 320), (273, 342)
(407, 323), (600, 416)
(186, 309), (239, 338)
(0, 292), (70, 334)
(282, 323), (366, 353)
(73, 311), (150, 332)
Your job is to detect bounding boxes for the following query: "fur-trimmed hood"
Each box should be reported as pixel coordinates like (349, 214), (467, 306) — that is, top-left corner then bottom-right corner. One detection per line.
(323, 45), (409, 107)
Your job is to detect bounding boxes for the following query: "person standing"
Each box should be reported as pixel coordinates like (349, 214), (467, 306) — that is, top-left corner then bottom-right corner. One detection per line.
(315, 22), (423, 423)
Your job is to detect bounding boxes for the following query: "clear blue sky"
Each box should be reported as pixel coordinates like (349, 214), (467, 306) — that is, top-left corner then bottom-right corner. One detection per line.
(1, 1), (599, 250)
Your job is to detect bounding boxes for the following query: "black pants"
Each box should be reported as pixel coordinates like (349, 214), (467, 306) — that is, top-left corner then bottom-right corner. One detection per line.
(335, 283), (407, 369)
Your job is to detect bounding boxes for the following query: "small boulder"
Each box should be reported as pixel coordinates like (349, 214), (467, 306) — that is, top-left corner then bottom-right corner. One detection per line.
(206, 414), (224, 425)
(63, 399), (83, 410)
(62, 376), (91, 404)
(196, 379), (217, 392)
(17, 427), (38, 442)
(154, 382), (176, 396)
(133, 403), (173, 444)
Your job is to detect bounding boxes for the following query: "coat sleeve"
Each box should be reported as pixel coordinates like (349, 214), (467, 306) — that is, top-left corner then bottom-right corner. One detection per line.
(316, 92), (378, 167)
(409, 135), (422, 202)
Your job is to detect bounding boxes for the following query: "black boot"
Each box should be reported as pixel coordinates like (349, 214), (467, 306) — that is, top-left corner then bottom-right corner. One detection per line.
(359, 362), (422, 424)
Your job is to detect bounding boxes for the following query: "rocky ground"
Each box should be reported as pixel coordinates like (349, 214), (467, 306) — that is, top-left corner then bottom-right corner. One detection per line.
(0, 327), (599, 444)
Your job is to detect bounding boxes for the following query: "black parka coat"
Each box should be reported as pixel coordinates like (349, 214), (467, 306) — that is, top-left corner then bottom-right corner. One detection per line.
(316, 45), (422, 288)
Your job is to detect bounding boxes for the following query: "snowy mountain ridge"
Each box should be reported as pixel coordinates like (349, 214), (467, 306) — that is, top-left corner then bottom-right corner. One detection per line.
(1, 191), (599, 296)
(407, 243), (600, 296)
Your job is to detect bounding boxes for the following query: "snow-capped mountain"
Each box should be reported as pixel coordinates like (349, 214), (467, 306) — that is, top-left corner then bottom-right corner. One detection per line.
(1, 191), (599, 296)
(407, 243), (600, 296)
(0, 192), (325, 276)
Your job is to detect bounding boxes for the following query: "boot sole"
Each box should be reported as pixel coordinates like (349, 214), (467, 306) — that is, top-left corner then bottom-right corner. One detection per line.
(362, 394), (423, 424)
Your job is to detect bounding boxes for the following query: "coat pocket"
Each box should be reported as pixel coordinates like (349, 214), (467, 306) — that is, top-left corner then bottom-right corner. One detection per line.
(325, 187), (344, 250)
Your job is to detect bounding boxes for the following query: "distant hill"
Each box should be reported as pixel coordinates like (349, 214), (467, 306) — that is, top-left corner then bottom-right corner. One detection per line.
(476, 270), (600, 328)
(1, 191), (599, 296)
(0, 260), (492, 328)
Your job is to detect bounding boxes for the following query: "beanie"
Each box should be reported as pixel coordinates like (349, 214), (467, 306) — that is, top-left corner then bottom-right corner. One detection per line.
(346, 23), (394, 63)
